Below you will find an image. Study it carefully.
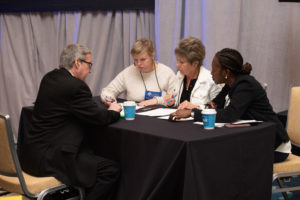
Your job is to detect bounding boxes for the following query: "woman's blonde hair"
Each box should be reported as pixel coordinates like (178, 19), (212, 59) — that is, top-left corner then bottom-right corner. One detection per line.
(175, 37), (205, 67)
(130, 38), (155, 57)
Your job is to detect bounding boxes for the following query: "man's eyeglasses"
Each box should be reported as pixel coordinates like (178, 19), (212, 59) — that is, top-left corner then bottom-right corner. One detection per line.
(80, 59), (93, 69)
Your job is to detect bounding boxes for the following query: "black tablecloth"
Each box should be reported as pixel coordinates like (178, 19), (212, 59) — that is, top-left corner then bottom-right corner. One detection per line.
(18, 98), (276, 200)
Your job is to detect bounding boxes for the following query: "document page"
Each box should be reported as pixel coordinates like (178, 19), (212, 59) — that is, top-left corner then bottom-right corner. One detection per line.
(157, 116), (194, 121)
(136, 108), (177, 117)
(194, 120), (263, 128)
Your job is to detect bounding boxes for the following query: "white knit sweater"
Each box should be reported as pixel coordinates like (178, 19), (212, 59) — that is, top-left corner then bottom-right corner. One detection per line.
(100, 63), (176, 102)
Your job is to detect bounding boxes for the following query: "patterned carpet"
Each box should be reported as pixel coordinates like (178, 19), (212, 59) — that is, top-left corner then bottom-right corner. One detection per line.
(272, 145), (300, 200)
(272, 176), (300, 200)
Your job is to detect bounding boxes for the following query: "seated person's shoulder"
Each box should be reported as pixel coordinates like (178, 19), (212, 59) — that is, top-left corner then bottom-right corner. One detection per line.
(241, 75), (259, 85)
(123, 64), (140, 74)
(235, 75), (263, 91)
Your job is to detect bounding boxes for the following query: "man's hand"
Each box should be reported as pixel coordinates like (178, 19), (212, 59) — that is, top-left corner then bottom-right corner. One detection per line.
(108, 102), (122, 112)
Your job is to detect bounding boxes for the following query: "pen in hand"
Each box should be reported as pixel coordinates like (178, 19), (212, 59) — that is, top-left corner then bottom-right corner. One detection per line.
(106, 96), (115, 103)
(167, 94), (177, 104)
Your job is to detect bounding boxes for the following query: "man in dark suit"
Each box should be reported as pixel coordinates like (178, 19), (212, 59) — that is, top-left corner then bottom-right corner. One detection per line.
(19, 44), (122, 200)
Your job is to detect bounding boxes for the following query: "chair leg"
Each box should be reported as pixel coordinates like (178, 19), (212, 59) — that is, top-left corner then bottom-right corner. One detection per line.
(277, 178), (290, 200)
(0, 188), (10, 196)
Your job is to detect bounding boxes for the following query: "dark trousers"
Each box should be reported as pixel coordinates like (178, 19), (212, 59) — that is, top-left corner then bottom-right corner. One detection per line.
(274, 151), (289, 163)
(85, 157), (120, 200)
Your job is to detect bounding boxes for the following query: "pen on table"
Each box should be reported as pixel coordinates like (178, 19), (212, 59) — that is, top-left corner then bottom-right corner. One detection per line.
(167, 94), (177, 104)
(141, 107), (156, 111)
(106, 96), (115, 103)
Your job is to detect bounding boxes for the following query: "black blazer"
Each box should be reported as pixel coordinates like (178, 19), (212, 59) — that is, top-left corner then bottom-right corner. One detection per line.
(19, 68), (120, 187)
(194, 74), (289, 149)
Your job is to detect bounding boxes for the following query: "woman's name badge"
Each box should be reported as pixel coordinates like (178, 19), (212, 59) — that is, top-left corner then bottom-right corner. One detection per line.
(144, 90), (162, 100)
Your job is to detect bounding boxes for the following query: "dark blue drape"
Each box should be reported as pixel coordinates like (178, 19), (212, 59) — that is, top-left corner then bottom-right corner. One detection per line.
(0, 0), (154, 12)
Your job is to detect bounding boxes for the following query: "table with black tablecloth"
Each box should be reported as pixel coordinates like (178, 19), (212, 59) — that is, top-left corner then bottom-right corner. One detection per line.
(18, 98), (276, 200)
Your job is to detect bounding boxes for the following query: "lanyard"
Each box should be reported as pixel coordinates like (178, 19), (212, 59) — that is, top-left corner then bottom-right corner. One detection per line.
(140, 65), (162, 94)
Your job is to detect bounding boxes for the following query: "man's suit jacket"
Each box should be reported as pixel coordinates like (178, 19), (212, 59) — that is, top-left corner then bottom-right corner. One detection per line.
(19, 68), (120, 187)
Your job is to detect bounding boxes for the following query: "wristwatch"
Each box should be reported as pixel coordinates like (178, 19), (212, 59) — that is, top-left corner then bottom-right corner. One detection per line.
(191, 108), (198, 118)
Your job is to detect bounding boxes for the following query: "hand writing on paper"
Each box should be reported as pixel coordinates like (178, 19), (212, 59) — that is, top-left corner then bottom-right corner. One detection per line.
(164, 93), (176, 107)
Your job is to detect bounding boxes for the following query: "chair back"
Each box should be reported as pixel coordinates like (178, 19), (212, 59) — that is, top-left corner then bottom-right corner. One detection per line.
(1, 112), (85, 199)
(0, 113), (18, 176)
(0, 112), (33, 196)
(286, 87), (300, 145)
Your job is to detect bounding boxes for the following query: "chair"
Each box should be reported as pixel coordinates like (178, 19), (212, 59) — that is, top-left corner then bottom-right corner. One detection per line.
(273, 87), (300, 199)
(0, 112), (84, 200)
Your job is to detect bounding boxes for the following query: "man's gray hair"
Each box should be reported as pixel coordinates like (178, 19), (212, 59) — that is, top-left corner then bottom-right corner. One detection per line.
(59, 44), (91, 69)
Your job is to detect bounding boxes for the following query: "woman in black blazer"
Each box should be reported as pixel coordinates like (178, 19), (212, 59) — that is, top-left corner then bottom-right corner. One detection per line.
(172, 48), (290, 163)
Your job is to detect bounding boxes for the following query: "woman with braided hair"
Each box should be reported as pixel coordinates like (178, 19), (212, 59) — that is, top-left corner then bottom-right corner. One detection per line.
(172, 48), (291, 163)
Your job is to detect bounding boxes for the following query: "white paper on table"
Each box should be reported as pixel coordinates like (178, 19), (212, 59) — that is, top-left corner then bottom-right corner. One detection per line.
(193, 119), (263, 128)
(157, 116), (194, 121)
(136, 108), (177, 117)
(231, 120), (263, 124)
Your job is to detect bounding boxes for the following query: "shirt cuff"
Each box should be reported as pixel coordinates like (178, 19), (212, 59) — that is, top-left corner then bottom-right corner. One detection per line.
(156, 96), (165, 105)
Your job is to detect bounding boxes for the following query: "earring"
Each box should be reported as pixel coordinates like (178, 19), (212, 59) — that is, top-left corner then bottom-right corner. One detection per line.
(225, 75), (228, 79)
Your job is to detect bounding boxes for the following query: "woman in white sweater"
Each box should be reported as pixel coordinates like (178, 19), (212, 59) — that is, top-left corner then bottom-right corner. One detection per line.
(101, 38), (175, 105)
